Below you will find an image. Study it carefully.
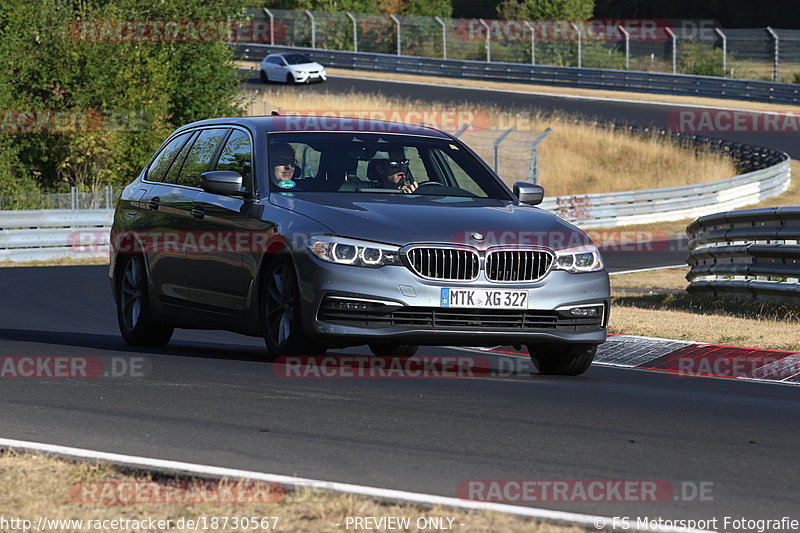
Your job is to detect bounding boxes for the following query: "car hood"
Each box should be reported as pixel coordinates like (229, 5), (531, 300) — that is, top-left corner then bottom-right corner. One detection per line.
(269, 192), (588, 250)
(289, 62), (323, 70)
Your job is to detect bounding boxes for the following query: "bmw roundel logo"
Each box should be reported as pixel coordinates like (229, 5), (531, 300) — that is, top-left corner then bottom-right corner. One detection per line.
(470, 232), (485, 242)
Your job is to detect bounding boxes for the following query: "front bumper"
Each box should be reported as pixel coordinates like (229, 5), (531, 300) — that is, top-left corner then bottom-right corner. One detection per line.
(296, 253), (610, 348)
(293, 70), (327, 83)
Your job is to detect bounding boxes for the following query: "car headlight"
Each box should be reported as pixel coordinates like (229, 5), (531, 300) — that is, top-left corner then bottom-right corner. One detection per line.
(306, 235), (401, 268)
(552, 244), (604, 273)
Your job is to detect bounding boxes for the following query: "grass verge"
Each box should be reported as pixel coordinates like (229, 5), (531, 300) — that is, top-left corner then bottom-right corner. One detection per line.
(0, 257), (108, 268)
(1, 450), (583, 533)
(610, 267), (800, 351)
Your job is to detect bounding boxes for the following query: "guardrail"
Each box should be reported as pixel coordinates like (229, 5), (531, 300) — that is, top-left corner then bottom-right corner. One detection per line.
(686, 207), (800, 302)
(236, 44), (800, 105)
(541, 138), (790, 228)
(0, 209), (112, 263)
(0, 134), (790, 262)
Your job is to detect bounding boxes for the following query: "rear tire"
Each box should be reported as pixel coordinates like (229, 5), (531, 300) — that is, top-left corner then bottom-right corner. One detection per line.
(262, 255), (325, 360)
(527, 343), (596, 376)
(368, 344), (419, 357)
(115, 254), (173, 347)
(260, 69), (269, 83)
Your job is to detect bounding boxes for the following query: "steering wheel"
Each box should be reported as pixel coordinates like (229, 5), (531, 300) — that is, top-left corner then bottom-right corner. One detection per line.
(416, 181), (446, 188)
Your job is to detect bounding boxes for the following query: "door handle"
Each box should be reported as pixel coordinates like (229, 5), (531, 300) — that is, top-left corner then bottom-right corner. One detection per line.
(190, 206), (205, 220)
(147, 197), (160, 211)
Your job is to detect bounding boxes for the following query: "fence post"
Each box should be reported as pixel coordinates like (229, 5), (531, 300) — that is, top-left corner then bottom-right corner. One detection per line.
(346, 12), (357, 52)
(766, 27), (779, 82)
(664, 26), (677, 74)
(105, 186), (112, 209)
(389, 14), (401, 56)
(493, 128), (513, 173)
(434, 16), (446, 59)
(262, 8), (275, 46)
(524, 21), (535, 65)
(70, 186), (78, 210)
(304, 10), (316, 49)
(479, 19), (491, 62)
(715, 28), (727, 77)
(571, 23), (582, 68)
(454, 123), (470, 137)
(618, 25), (630, 69)
(527, 128), (552, 184)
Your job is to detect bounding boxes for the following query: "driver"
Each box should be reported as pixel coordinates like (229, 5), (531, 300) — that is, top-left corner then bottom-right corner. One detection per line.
(271, 143), (297, 181)
(373, 148), (418, 193)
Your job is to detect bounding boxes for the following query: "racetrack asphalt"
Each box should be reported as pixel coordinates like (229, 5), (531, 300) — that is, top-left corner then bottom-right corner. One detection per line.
(1, 265), (799, 522)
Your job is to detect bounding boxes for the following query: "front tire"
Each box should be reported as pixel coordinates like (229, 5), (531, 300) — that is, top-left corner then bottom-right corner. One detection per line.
(368, 344), (419, 357)
(285, 73), (295, 84)
(262, 255), (324, 360)
(527, 343), (596, 376)
(115, 254), (173, 347)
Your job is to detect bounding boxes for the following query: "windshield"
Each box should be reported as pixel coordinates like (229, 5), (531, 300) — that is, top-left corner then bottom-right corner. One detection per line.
(266, 132), (511, 200)
(283, 54), (312, 65)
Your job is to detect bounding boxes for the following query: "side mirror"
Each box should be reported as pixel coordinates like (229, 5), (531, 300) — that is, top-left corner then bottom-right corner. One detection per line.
(513, 182), (544, 205)
(201, 171), (244, 196)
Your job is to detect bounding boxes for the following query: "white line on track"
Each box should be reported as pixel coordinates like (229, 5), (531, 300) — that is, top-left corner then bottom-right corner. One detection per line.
(609, 264), (687, 275)
(330, 73), (792, 114)
(0, 437), (711, 533)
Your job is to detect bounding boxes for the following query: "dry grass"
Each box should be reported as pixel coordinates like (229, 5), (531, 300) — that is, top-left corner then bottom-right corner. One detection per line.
(237, 60), (800, 113)
(610, 267), (800, 351)
(0, 257), (108, 268)
(0, 450), (583, 533)
(243, 88), (737, 196)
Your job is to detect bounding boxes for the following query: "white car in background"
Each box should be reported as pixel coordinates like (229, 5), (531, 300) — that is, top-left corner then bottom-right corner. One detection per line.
(259, 53), (327, 84)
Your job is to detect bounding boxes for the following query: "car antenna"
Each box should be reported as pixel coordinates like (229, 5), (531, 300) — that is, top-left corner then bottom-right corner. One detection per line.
(271, 111), (280, 116)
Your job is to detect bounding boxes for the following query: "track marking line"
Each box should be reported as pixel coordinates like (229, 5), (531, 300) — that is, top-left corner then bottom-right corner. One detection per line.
(0, 437), (711, 533)
(610, 264), (687, 275)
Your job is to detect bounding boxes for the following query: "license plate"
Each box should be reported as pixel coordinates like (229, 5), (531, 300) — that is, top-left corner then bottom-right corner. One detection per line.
(441, 288), (528, 309)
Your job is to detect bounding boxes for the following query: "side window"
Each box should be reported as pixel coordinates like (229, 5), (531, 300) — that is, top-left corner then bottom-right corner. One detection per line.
(163, 131), (198, 184)
(176, 128), (227, 188)
(146, 132), (192, 182)
(215, 129), (253, 192)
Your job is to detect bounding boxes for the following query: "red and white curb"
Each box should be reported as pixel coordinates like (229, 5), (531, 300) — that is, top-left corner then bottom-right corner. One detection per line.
(487, 335), (800, 385)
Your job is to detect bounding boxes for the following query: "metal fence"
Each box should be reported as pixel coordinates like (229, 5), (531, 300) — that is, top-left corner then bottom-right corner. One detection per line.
(0, 186), (119, 211)
(236, 44), (800, 105)
(250, 8), (800, 83)
(686, 207), (800, 303)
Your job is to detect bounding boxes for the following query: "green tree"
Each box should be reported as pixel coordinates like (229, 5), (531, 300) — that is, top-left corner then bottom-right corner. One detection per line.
(497, 0), (594, 20)
(0, 0), (251, 206)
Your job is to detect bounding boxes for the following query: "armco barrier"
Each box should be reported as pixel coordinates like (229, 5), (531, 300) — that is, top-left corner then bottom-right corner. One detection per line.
(686, 207), (800, 303)
(235, 44), (800, 106)
(0, 209), (112, 263)
(543, 155), (790, 229)
(0, 134), (790, 262)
